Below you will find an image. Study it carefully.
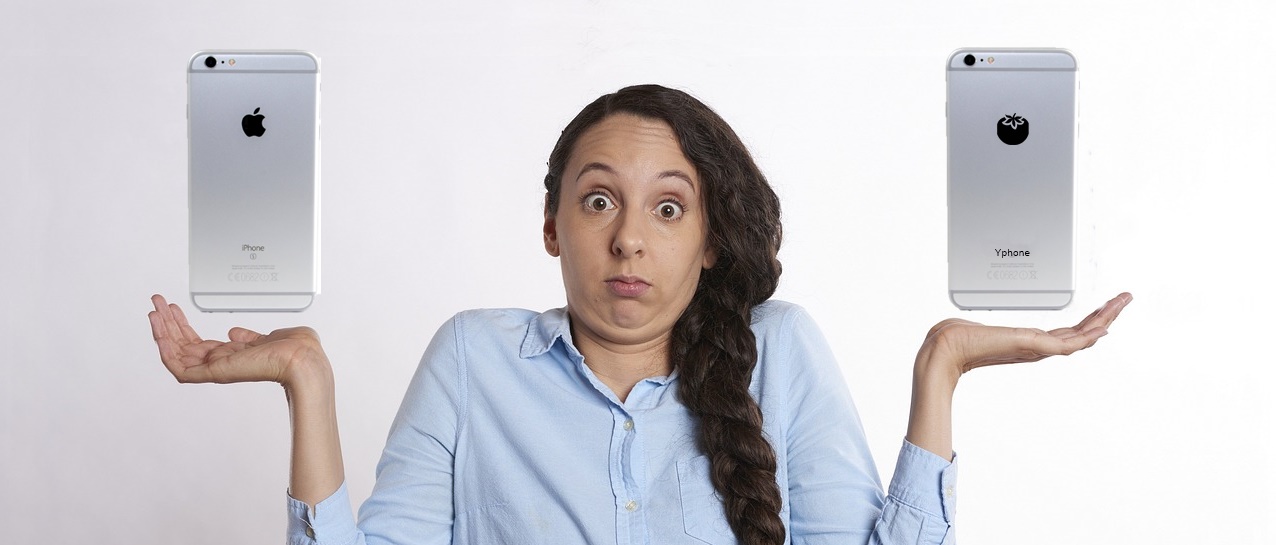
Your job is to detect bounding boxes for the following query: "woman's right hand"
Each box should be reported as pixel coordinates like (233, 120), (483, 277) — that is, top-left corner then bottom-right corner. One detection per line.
(149, 294), (345, 506)
(148, 294), (330, 388)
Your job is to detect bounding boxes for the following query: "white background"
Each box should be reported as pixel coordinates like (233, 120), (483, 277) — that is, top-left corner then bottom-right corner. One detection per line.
(2, 1), (1272, 544)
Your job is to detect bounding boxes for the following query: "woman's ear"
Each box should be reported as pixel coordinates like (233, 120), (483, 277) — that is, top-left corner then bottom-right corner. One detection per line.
(702, 244), (717, 269)
(543, 202), (560, 257)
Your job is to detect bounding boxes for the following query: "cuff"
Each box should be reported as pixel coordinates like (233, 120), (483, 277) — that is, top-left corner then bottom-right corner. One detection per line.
(286, 482), (360, 545)
(887, 438), (957, 524)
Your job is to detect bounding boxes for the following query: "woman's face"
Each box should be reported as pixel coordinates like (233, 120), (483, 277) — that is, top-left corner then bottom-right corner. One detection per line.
(544, 114), (716, 350)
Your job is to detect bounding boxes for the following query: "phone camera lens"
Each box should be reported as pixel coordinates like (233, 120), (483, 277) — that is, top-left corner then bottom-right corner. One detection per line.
(204, 56), (217, 68)
(963, 54), (976, 66)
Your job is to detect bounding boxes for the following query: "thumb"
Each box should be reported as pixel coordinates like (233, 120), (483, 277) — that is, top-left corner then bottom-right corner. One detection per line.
(228, 327), (263, 343)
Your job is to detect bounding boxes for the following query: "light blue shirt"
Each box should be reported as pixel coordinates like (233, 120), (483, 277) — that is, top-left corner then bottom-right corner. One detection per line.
(287, 300), (956, 544)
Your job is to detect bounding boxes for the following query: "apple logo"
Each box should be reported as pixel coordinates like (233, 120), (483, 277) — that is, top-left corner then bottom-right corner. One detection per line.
(996, 113), (1029, 145)
(241, 107), (266, 137)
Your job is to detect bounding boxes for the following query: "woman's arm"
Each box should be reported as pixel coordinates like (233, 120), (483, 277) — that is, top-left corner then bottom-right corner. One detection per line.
(148, 294), (345, 508)
(904, 292), (1133, 460)
(283, 352), (346, 508)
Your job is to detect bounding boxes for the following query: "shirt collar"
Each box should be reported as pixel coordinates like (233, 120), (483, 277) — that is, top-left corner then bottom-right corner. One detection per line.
(519, 306), (680, 385)
(520, 306), (573, 359)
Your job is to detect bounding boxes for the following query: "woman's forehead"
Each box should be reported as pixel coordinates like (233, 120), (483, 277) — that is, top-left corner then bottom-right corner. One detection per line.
(566, 114), (698, 181)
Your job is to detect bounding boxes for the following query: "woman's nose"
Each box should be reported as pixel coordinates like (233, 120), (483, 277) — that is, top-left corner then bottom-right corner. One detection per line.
(611, 208), (646, 258)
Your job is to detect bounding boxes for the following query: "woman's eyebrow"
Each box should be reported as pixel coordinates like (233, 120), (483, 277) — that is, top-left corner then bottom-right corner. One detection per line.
(657, 170), (696, 193)
(576, 162), (615, 182)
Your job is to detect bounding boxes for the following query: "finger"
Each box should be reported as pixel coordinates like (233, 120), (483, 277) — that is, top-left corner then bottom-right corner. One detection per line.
(1075, 292), (1134, 332)
(149, 311), (196, 368)
(1044, 326), (1109, 356)
(148, 308), (166, 342)
(150, 310), (178, 363)
(150, 294), (174, 340)
(1066, 327), (1108, 354)
(151, 294), (202, 349)
(228, 327), (263, 343)
(1066, 306), (1106, 334)
(1050, 293), (1133, 338)
(149, 296), (188, 366)
(1060, 296), (1116, 334)
(170, 303), (203, 345)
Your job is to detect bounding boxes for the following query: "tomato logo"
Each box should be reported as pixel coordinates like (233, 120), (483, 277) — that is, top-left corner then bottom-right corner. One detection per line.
(996, 113), (1029, 145)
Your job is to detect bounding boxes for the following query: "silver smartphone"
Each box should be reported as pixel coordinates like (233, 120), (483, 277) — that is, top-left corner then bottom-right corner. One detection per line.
(188, 51), (320, 312)
(947, 48), (1076, 310)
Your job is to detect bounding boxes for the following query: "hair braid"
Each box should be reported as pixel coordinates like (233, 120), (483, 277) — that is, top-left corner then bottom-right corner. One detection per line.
(674, 293), (784, 545)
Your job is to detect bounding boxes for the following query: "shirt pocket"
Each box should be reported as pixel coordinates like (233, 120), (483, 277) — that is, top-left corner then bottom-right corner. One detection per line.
(676, 456), (737, 545)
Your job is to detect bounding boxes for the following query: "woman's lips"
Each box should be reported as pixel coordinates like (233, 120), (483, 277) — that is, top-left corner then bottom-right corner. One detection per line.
(605, 277), (651, 297)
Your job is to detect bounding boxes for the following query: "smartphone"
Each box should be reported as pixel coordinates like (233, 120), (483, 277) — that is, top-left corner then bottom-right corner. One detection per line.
(947, 48), (1077, 310)
(187, 51), (320, 312)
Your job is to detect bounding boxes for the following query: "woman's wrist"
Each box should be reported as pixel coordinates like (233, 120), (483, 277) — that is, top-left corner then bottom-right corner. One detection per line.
(913, 341), (962, 394)
(282, 347), (335, 402)
(905, 343), (961, 461)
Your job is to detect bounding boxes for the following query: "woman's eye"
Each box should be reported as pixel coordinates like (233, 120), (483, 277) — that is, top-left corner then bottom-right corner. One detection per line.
(656, 201), (684, 220)
(584, 194), (615, 212)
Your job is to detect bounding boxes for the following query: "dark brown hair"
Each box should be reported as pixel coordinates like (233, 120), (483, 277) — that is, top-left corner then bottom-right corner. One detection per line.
(544, 84), (785, 545)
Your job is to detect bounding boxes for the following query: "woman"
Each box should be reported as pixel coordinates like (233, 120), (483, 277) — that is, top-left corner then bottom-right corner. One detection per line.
(149, 84), (1131, 545)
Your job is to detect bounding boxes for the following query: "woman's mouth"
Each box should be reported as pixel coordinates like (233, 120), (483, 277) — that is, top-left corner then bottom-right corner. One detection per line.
(605, 276), (651, 298)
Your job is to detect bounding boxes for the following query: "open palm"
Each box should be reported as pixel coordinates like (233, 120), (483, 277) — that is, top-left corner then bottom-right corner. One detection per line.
(147, 294), (321, 386)
(925, 292), (1134, 376)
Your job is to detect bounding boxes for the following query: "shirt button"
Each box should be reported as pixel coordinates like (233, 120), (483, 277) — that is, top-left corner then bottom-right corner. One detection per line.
(625, 500), (639, 511)
(944, 487), (954, 497)
(305, 526), (315, 538)
(623, 420), (634, 431)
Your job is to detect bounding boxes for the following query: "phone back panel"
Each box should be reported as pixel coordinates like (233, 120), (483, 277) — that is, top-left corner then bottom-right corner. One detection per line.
(187, 51), (320, 311)
(947, 49), (1076, 310)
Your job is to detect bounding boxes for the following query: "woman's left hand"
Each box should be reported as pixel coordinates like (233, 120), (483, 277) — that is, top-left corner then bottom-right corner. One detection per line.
(905, 292), (1133, 459)
(920, 292), (1134, 386)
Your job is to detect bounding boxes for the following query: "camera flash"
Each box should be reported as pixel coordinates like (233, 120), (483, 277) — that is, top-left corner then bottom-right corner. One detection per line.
(987, 56), (995, 64)
(228, 59), (236, 66)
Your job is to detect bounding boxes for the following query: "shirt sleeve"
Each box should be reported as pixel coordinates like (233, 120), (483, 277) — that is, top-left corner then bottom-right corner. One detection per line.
(286, 482), (361, 545)
(872, 440), (956, 545)
(283, 315), (467, 545)
(777, 305), (955, 545)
